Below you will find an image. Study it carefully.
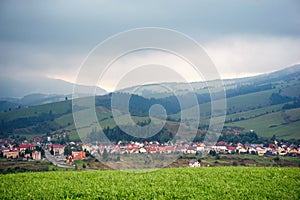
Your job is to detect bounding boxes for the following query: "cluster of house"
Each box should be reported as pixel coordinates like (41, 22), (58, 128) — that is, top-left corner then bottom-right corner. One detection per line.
(45, 143), (86, 162)
(0, 143), (42, 160)
(87, 140), (300, 157)
(1, 139), (299, 164)
(0, 141), (86, 162)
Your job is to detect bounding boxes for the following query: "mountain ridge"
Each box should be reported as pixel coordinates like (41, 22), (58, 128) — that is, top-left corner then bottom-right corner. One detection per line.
(0, 76), (107, 98)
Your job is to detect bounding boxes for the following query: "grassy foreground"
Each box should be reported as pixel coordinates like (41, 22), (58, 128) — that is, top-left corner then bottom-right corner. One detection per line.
(0, 167), (299, 199)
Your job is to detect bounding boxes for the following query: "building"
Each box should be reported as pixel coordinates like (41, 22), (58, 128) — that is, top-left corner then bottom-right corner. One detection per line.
(19, 144), (35, 152)
(3, 151), (19, 159)
(32, 151), (41, 160)
(189, 159), (201, 167)
(72, 151), (85, 160)
(50, 144), (65, 156)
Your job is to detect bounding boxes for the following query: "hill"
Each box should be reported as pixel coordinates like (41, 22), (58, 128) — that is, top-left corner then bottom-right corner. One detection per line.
(0, 77), (107, 112)
(0, 64), (300, 142)
(0, 77), (107, 98)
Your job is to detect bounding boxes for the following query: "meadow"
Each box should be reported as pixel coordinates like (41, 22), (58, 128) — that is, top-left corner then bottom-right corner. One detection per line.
(1, 167), (299, 199)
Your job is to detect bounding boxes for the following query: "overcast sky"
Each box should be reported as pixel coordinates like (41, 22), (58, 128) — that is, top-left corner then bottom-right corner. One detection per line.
(0, 0), (300, 91)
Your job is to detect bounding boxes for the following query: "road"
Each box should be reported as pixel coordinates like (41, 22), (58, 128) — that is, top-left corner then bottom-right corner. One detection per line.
(44, 148), (74, 169)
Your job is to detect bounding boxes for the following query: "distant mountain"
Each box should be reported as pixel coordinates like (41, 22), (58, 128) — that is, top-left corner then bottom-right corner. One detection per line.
(0, 77), (107, 98)
(0, 77), (107, 111)
(119, 64), (300, 98)
(0, 93), (71, 110)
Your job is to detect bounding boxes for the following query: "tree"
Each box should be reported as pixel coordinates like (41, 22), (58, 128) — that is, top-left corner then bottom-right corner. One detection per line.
(65, 134), (70, 142)
(25, 148), (32, 155)
(271, 134), (276, 142)
(84, 149), (91, 157)
(64, 145), (72, 156)
(209, 150), (216, 156)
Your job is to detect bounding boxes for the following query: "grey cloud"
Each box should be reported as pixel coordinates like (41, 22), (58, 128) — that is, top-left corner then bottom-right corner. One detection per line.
(0, 0), (299, 46)
(0, 0), (300, 91)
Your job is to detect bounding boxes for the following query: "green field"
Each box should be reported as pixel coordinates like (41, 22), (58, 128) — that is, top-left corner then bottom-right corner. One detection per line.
(0, 100), (72, 122)
(227, 108), (300, 139)
(170, 89), (275, 120)
(0, 167), (299, 199)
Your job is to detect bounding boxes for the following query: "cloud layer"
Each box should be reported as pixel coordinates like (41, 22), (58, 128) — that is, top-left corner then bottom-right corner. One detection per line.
(0, 0), (299, 91)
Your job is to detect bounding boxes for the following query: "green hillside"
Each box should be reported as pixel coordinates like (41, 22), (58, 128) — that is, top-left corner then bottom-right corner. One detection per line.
(1, 65), (300, 141)
(226, 108), (300, 139)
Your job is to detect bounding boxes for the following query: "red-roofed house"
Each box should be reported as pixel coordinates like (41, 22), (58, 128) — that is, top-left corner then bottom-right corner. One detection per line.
(226, 146), (236, 154)
(72, 151), (85, 160)
(51, 144), (65, 156)
(19, 144), (35, 152)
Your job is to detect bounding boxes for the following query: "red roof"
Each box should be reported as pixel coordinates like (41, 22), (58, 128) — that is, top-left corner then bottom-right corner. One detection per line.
(187, 146), (196, 150)
(216, 141), (227, 146)
(148, 147), (157, 152)
(227, 146), (236, 151)
(164, 146), (175, 151)
(51, 144), (65, 149)
(19, 144), (35, 148)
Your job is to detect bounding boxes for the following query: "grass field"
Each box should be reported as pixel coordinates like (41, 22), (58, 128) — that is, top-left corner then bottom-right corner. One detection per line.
(227, 108), (300, 139)
(170, 89), (275, 120)
(0, 100), (72, 122)
(0, 167), (299, 199)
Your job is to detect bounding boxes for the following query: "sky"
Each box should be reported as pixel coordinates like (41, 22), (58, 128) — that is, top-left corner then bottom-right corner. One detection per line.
(0, 0), (300, 92)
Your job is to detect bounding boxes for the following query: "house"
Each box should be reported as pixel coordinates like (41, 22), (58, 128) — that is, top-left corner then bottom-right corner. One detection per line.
(226, 146), (236, 154)
(256, 146), (266, 156)
(51, 144), (65, 156)
(177, 146), (187, 153)
(289, 149), (298, 156)
(139, 148), (147, 153)
(32, 151), (41, 160)
(248, 147), (257, 154)
(238, 147), (248, 154)
(187, 146), (197, 154)
(72, 151), (86, 160)
(19, 144), (35, 152)
(189, 159), (201, 167)
(1, 147), (10, 152)
(147, 147), (157, 154)
(164, 146), (175, 154)
(3, 151), (19, 159)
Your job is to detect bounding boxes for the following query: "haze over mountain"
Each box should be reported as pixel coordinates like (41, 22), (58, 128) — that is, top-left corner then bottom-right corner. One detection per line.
(0, 77), (107, 110)
(0, 77), (107, 98)
(120, 64), (300, 98)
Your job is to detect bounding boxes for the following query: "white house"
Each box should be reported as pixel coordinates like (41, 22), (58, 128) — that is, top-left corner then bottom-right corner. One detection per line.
(189, 159), (201, 167)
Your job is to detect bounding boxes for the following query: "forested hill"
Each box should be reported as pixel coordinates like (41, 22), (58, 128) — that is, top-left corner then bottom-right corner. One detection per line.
(1, 64), (300, 141)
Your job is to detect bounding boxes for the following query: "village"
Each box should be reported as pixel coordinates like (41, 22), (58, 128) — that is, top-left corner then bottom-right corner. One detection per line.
(0, 130), (299, 169)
